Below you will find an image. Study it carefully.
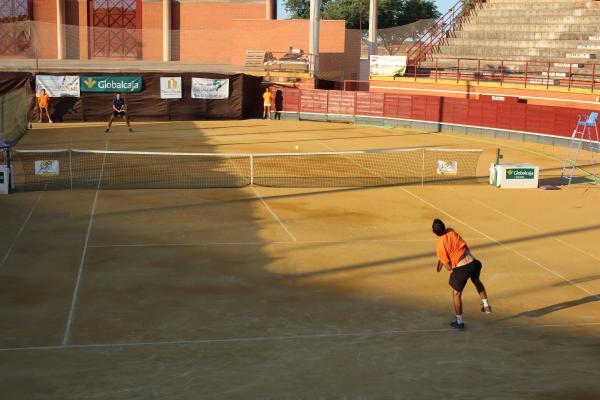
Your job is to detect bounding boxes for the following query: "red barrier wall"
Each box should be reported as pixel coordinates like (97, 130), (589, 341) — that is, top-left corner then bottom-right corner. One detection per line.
(279, 88), (592, 139)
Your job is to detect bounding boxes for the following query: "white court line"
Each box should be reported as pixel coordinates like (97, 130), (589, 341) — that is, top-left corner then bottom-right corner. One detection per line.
(87, 237), (489, 248)
(469, 195), (600, 264)
(0, 190), (43, 269)
(250, 186), (297, 242)
(1, 321), (599, 353)
(316, 140), (599, 300)
(400, 187), (600, 300)
(62, 142), (109, 346)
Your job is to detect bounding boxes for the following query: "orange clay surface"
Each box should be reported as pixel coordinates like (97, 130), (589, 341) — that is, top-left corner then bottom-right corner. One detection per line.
(1, 119), (599, 399)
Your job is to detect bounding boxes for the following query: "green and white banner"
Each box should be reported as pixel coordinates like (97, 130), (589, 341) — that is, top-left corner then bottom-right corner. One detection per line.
(506, 168), (535, 180)
(191, 78), (229, 99)
(370, 55), (407, 77)
(81, 76), (142, 93)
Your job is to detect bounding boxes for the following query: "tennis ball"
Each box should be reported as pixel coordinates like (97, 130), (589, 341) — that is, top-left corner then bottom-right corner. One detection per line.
(294, 145), (299, 150)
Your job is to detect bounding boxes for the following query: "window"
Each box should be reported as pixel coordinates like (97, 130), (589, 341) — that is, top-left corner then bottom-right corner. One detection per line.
(89, 0), (141, 58)
(0, 0), (32, 55)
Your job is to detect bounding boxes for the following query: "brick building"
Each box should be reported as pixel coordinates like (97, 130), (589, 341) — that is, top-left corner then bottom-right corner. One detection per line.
(0, 0), (360, 82)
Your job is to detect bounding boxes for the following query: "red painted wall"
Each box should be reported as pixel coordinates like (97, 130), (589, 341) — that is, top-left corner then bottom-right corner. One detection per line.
(280, 88), (593, 139)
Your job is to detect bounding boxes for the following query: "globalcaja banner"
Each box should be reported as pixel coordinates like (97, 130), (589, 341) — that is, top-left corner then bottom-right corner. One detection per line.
(80, 76), (142, 93)
(369, 55), (407, 77)
(160, 77), (182, 99)
(191, 78), (229, 99)
(35, 75), (80, 97)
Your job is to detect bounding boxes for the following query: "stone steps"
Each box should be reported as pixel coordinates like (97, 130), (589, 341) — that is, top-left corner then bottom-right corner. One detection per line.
(454, 31), (600, 41)
(446, 38), (599, 49)
(437, 46), (596, 59)
(475, 8), (600, 17)
(462, 23), (600, 33)
(468, 15), (599, 24)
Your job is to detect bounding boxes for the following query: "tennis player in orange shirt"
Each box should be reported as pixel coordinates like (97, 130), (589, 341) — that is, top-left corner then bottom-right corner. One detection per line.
(433, 219), (492, 330)
(37, 89), (53, 123)
(262, 88), (273, 120)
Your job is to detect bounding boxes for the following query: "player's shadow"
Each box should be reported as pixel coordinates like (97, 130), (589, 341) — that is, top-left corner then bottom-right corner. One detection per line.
(496, 295), (599, 322)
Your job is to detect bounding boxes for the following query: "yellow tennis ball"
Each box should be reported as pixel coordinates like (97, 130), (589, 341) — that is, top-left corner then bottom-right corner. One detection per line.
(294, 145), (299, 150)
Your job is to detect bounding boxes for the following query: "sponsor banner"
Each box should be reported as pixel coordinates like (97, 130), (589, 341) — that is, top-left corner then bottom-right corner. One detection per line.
(506, 168), (535, 180)
(436, 160), (458, 175)
(35, 75), (80, 97)
(35, 160), (60, 176)
(191, 78), (229, 99)
(370, 55), (407, 77)
(81, 76), (142, 92)
(160, 77), (182, 99)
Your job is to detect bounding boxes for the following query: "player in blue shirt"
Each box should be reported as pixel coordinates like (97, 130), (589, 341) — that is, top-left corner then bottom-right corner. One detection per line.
(105, 93), (133, 133)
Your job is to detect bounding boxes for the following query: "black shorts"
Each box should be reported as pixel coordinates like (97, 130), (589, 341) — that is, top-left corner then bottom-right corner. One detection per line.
(112, 111), (126, 118)
(449, 259), (482, 292)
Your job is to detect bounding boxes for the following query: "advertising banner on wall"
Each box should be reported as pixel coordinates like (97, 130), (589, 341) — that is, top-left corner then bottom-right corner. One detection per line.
(191, 78), (229, 99)
(160, 77), (182, 99)
(369, 56), (407, 77)
(80, 76), (142, 92)
(35, 75), (80, 97)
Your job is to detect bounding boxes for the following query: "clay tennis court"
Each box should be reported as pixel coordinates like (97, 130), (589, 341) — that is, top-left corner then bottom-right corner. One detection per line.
(1, 119), (599, 399)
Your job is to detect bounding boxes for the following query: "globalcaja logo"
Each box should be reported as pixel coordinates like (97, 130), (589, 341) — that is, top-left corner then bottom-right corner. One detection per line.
(83, 77), (97, 89)
(506, 168), (535, 179)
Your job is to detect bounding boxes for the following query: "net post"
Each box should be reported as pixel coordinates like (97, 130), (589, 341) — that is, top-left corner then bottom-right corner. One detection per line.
(250, 154), (254, 185)
(421, 149), (425, 186)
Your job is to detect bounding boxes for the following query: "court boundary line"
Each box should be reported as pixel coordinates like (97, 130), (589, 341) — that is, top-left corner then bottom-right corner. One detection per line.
(400, 186), (600, 300)
(1, 321), (598, 353)
(62, 141), (109, 346)
(470, 197), (600, 264)
(316, 139), (599, 299)
(250, 186), (297, 242)
(0, 190), (43, 269)
(86, 237), (489, 248)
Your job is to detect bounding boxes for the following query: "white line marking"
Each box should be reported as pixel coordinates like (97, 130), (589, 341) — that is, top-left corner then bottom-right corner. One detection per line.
(0, 191), (43, 269)
(2, 322), (599, 353)
(62, 142), (109, 345)
(250, 186), (297, 241)
(318, 140), (598, 300)
(470, 196), (600, 264)
(400, 186), (600, 300)
(87, 238), (489, 248)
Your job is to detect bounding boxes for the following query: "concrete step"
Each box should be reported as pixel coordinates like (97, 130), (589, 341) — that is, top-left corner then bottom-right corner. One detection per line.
(475, 8), (600, 17)
(446, 38), (596, 49)
(487, 0), (592, 4)
(484, 1), (592, 10)
(437, 45), (596, 59)
(469, 15), (600, 24)
(454, 31), (598, 41)
(462, 24), (600, 33)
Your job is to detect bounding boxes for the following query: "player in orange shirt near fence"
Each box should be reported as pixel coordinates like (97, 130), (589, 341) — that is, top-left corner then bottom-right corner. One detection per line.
(262, 88), (273, 120)
(37, 89), (53, 123)
(433, 218), (492, 330)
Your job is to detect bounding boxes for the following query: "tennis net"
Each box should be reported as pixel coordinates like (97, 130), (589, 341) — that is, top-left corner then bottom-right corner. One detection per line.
(11, 148), (482, 191)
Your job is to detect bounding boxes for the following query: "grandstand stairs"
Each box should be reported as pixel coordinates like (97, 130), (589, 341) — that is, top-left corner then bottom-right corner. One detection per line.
(423, 0), (600, 83)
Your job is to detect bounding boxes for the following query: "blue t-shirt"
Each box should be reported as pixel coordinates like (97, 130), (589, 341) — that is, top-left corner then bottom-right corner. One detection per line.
(113, 98), (125, 111)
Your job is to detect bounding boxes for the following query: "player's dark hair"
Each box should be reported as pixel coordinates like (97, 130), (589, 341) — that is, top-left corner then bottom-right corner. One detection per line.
(432, 219), (446, 236)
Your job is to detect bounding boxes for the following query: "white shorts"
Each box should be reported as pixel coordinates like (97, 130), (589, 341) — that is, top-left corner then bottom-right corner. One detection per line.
(264, 103), (271, 107)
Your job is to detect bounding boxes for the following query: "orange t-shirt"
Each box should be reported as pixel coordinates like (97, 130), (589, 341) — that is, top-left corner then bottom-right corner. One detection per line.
(263, 91), (272, 105)
(38, 93), (49, 108)
(436, 229), (469, 268)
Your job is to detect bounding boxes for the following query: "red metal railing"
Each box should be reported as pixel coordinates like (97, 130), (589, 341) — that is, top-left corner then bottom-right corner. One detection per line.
(403, 56), (600, 92)
(406, 0), (486, 65)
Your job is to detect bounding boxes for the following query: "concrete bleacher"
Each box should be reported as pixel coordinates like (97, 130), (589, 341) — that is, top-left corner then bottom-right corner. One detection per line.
(425, 0), (600, 86)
